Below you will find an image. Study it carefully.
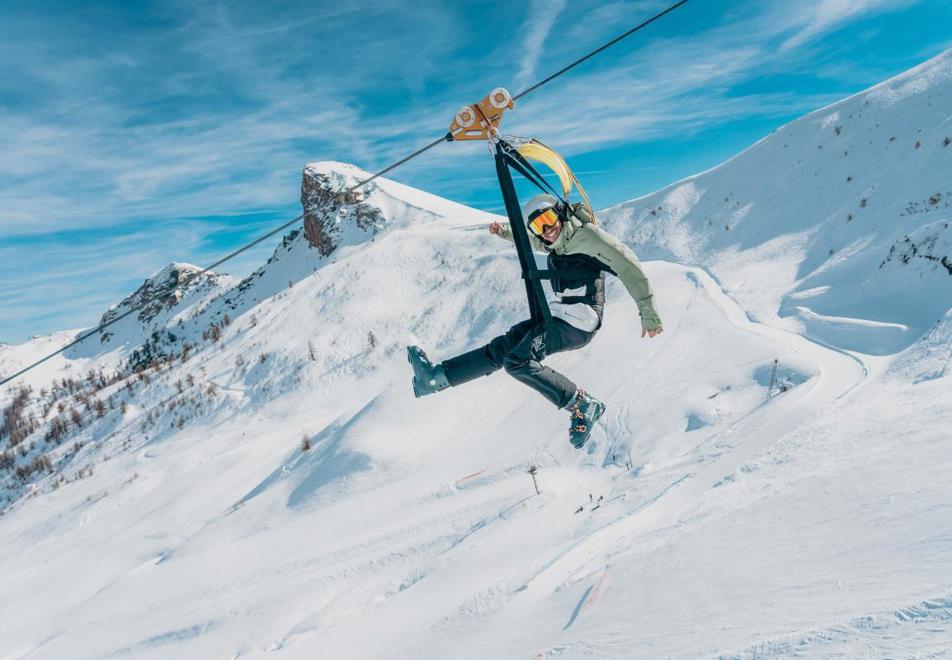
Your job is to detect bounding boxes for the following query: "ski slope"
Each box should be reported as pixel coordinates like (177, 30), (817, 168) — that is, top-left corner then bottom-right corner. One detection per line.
(2, 50), (952, 659)
(517, 266), (866, 599)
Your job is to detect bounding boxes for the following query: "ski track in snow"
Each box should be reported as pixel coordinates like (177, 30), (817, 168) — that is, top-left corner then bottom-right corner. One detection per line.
(723, 595), (952, 658)
(256, 261), (870, 660)
(516, 265), (867, 597)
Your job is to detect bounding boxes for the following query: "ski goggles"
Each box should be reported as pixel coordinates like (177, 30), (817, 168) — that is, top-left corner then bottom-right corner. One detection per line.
(527, 207), (560, 237)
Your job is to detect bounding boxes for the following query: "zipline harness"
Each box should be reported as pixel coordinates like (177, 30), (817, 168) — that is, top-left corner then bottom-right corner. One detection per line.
(445, 85), (600, 337)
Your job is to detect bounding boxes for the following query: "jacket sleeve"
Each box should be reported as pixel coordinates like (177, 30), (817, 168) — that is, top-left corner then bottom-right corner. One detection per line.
(574, 225), (662, 330)
(494, 222), (547, 253)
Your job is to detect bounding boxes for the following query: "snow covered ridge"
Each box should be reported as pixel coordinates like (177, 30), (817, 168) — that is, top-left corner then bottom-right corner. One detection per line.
(880, 219), (952, 275)
(0, 161), (498, 508)
(301, 164), (385, 255)
(602, 47), (952, 354)
(88, 262), (235, 368)
(0, 159), (494, 391)
(100, 263), (225, 333)
(887, 307), (952, 383)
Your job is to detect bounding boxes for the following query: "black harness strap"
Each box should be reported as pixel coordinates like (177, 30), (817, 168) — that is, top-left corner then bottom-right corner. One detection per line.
(494, 143), (553, 330)
(502, 145), (568, 206)
(522, 269), (595, 280)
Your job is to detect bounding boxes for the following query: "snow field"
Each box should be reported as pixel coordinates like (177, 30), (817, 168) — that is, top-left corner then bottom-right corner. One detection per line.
(3, 49), (952, 659)
(1, 252), (836, 658)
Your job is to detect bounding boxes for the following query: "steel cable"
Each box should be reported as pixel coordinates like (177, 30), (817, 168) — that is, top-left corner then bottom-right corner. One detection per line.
(2, 0), (691, 388)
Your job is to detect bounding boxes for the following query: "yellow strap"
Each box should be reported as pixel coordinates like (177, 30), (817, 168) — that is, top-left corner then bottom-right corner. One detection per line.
(515, 141), (595, 222)
(515, 142), (573, 196)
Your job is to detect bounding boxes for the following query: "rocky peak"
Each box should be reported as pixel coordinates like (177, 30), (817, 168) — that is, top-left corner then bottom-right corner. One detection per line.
(301, 162), (384, 256)
(97, 263), (222, 342)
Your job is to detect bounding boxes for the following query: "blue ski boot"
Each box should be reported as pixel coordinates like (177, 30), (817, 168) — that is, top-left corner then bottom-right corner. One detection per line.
(407, 345), (450, 398)
(566, 389), (606, 449)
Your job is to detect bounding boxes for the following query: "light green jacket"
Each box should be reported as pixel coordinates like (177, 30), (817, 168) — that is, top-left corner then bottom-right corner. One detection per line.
(495, 209), (662, 330)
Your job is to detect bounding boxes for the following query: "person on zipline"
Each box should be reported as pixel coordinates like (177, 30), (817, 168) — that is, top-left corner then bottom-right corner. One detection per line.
(408, 193), (663, 448)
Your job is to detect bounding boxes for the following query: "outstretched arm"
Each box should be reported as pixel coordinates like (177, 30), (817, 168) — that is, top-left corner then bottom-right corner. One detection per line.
(489, 221), (547, 252)
(573, 225), (663, 337)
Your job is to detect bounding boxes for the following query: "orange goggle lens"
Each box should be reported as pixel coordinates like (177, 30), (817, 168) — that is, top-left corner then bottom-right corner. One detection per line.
(528, 208), (560, 237)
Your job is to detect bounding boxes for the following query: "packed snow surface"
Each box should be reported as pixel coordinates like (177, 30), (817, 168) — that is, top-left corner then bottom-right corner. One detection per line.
(2, 51), (952, 659)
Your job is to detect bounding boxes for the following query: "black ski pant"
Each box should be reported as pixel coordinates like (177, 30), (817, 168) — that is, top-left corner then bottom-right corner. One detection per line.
(441, 318), (596, 409)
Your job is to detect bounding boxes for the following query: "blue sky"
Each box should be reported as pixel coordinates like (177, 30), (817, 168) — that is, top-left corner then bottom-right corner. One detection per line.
(2, 0), (951, 343)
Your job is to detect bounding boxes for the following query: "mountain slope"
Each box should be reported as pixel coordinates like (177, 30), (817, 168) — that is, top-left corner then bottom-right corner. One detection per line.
(1, 51), (952, 660)
(601, 48), (952, 354)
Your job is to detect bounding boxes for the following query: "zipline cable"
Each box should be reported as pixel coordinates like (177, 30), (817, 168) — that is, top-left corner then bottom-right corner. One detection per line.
(1, 0), (690, 389)
(0, 136), (449, 389)
(512, 0), (690, 101)
(347, 134), (451, 193)
(1, 213), (305, 387)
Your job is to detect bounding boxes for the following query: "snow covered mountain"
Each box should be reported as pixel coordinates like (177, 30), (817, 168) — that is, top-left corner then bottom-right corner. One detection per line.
(1, 51), (951, 659)
(601, 49), (952, 355)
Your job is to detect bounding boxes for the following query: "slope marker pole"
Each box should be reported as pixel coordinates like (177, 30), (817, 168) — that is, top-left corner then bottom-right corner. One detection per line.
(527, 465), (541, 495)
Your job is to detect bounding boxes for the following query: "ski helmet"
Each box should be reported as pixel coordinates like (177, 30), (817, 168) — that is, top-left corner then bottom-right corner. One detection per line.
(523, 193), (559, 221)
(523, 193), (563, 238)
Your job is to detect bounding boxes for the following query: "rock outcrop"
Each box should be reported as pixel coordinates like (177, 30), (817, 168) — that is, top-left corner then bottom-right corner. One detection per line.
(301, 165), (384, 256)
(96, 263), (226, 344)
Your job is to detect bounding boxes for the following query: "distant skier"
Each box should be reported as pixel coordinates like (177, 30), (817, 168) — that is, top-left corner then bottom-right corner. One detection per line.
(408, 194), (662, 448)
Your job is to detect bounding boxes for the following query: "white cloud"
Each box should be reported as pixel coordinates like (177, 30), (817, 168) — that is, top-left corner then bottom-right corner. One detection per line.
(515, 0), (568, 88)
(781, 0), (917, 51)
(0, 0), (467, 241)
(0, 215), (281, 342)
